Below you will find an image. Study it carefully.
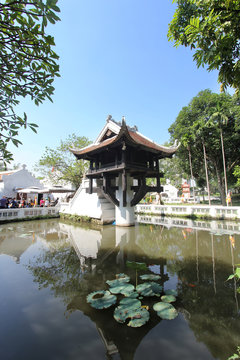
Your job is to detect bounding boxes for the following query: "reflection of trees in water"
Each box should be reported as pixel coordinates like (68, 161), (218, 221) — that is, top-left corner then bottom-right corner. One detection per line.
(28, 222), (240, 360)
(177, 258), (240, 360)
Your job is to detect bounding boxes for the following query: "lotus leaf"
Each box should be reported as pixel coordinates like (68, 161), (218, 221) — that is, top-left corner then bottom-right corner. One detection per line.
(153, 302), (178, 320)
(140, 274), (161, 281)
(109, 282), (135, 295)
(106, 278), (130, 287)
(86, 290), (117, 309)
(114, 306), (149, 327)
(136, 281), (162, 297)
(165, 289), (177, 296)
(116, 273), (130, 282)
(119, 297), (141, 310)
(124, 291), (139, 298)
(126, 261), (148, 271)
(161, 295), (176, 303)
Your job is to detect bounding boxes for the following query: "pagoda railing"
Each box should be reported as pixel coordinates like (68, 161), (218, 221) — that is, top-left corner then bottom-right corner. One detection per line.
(88, 160), (159, 173)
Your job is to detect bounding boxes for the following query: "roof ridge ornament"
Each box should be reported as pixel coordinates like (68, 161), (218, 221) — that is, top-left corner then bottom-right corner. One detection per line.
(106, 114), (112, 122)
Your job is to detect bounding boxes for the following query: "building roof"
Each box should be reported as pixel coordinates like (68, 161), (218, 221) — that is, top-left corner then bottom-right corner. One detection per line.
(70, 117), (179, 159)
(0, 170), (18, 181)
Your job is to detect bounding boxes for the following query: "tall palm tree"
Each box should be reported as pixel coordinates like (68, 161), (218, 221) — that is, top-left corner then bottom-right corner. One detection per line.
(209, 103), (229, 205)
(182, 135), (195, 201)
(193, 119), (211, 206)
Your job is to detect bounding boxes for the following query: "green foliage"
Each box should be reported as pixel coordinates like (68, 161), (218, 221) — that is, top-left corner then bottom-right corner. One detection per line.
(60, 213), (91, 223)
(227, 267), (240, 281)
(126, 261), (148, 271)
(228, 346), (240, 360)
(0, 0), (60, 164)
(168, 0), (240, 91)
(36, 134), (91, 189)
(159, 155), (187, 189)
(168, 90), (240, 204)
(233, 165), (240, 188)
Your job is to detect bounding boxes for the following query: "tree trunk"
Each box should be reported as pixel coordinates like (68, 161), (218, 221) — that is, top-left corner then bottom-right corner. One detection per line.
(220, 129), (228, 206)
(202, 141), (211, 206)
(188, 146), (195, 200)
(215, 165), (226, 206)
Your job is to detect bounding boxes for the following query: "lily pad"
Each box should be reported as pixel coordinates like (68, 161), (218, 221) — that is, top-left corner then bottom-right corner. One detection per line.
(114, 306), (149, 327)
(124, 291), (139, 298)
(140, 274), (161, 281)
(161, 295), (176, 303)
(106, 278), (130, 287)
(109, 282), (135, 295)
(126, 261), (148, 271)
(153, 302), (178, 320)
(116, 273), (130, 281)
(165, 289), (178, 296)
(119, 297), (141, 310)
(86, 290), (117, 309)
(136, 281), (162, 297)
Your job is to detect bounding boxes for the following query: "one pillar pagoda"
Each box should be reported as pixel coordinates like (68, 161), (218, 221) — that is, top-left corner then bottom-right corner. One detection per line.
(71, 116), (178, 226)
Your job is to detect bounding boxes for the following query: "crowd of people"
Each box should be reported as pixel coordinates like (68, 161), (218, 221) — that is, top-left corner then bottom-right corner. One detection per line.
(0, 196), (59, 209)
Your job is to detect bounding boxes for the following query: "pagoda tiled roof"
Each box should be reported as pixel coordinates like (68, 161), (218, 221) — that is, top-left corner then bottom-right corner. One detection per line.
(70, 120), (178, 158)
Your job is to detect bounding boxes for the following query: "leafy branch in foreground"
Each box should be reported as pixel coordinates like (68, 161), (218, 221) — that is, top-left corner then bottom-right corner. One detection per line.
(0, 0), (61, 164)
(168, 0), (240, 91)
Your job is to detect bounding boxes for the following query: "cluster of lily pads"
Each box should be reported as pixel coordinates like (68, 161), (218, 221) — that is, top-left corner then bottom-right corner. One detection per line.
(86, 263), (178, 328)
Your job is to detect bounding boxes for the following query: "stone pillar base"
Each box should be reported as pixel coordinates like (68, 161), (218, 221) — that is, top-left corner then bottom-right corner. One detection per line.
(115, 173), (135, 227)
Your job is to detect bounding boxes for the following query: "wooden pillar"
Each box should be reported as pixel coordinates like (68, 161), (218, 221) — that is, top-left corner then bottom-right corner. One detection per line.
(122, 169), (127, 207)
(89, 178), (93, 194)
(156, 159), (160, 190)
(103, 174), (107, 193)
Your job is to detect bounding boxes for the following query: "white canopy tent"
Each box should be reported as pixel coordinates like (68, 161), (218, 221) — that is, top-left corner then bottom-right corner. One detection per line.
(16, 186), (74, 194)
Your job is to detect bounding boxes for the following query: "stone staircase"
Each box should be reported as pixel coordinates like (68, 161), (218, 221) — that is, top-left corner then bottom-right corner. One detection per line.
(60, 179), (115, 224)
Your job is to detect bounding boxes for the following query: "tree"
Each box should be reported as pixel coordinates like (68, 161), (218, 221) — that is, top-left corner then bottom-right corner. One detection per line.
(35, 134), (91, 189)
(233, 165), (240, 188)
(209, 102), (230, 202)
(159, 155), (188, 189)
(0, 0), (60, 164)
(168, 0), (240, 91)
(168, 90), (240, 205)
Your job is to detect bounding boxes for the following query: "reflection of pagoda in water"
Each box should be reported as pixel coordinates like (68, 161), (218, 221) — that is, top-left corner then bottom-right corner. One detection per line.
(28, 220), (240, 360)
(0, 233), (32, 263)
(57, 223), (170, 359)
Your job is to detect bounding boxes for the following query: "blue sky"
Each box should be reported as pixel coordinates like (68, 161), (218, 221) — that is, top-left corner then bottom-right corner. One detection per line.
(9, 0), (219, 172)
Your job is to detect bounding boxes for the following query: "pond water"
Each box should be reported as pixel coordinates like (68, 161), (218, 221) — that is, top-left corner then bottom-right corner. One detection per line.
(0, 217), (240, 360)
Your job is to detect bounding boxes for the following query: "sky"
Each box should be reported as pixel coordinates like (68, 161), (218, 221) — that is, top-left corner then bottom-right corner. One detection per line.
(9, 0), (220, 172)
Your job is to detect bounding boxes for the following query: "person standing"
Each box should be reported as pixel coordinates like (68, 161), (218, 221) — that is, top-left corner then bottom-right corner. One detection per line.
(0, 196), (7, 209)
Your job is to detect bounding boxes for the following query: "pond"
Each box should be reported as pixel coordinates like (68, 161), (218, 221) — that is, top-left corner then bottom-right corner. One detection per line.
(0, 217), (240, 360)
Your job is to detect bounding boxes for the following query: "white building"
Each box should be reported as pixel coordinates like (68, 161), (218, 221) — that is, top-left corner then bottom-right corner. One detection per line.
(0, 164), (43, 199)
(161, 180), (179, 199)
